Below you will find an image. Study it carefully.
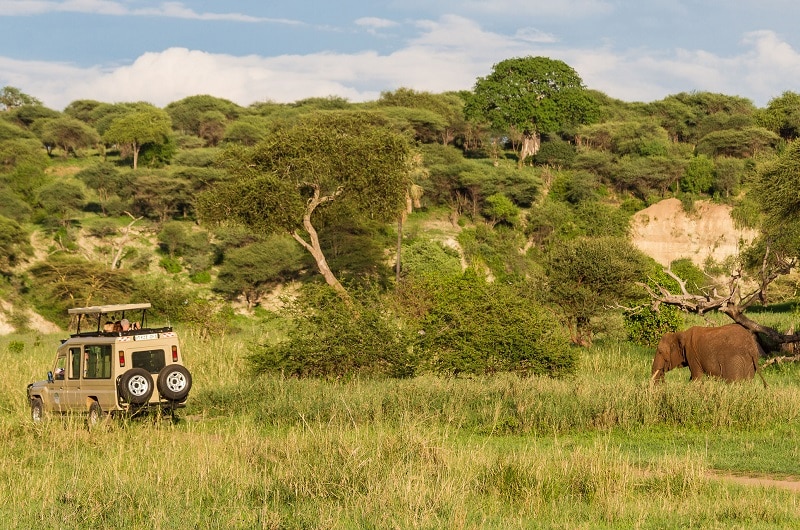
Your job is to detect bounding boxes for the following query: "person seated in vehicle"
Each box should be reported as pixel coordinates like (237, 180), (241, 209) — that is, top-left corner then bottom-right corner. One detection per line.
(120, 318), (131, 332)
(103, 321), (115, 332)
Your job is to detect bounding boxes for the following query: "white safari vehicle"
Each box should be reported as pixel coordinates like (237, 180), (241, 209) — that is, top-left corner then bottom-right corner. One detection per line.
(27, 303), (192, 424)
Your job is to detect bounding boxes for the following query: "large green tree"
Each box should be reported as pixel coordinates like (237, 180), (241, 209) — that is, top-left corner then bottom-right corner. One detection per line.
(103, 105), (172, 169)
(38, 116), (100, 157)
(0, 86), (41, 111)
(466, 56), (599, 167)
(546, 236), (649, 346)
(198, 111), (412, 299)
(758, 91), (800, 140)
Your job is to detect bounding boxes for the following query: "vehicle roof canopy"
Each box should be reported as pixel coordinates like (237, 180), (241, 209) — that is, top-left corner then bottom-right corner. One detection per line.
(68, 303), (151, 316)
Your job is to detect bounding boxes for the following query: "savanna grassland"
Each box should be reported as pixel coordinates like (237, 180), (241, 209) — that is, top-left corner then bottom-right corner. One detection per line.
(4, 315), (800, 530)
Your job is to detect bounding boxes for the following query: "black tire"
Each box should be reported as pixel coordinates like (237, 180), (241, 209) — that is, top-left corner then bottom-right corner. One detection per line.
(87, 400), (103, 429)
(157, 365), (192, 402)
(31, 397), (43, 423)
(118, 368), (154, 405)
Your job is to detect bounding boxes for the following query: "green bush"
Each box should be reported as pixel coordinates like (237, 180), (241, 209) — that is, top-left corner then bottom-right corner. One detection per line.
(249, 285), (417, 379)
(534, 138), (576, 167)
(159, 256), (182, 273)
(624, 305), (682, 347)
(409, 272), (577, 377)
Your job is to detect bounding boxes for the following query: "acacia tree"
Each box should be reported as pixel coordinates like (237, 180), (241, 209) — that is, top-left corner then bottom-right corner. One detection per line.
(758, 91), (800, 140)
(197, 111), (412, 300)
(546, 236), (650, 346)
(466, 56), (599, 167)
(38, 116), (100, 157)
(103, 105), (172, 169)
(0, 86), (41, 111)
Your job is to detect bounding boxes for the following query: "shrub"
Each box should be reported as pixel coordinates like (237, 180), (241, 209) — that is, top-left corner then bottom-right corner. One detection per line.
(624, 305), (682, 347)
(248, 285), (417, 379)
(409, 272), (577, 377)
(159, 256), (182, 274)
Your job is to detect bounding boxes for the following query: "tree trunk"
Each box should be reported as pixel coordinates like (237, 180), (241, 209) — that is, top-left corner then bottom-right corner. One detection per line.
(291, 185), (350, 302)
(132, 142), (140, 170)
(518, 132), (541, 168)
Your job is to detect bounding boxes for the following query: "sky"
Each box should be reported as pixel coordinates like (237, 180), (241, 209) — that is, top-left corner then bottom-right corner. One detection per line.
(1, 0), (800, 111)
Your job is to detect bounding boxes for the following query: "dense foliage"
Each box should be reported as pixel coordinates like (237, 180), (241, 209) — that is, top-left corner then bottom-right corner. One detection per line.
(1, 58), (799, 377)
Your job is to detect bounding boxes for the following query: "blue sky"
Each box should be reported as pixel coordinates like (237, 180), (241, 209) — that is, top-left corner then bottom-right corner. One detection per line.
(1, 0), (799, 110)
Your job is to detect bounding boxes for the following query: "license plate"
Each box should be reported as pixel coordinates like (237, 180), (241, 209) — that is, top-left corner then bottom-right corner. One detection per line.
(134, 333), (158, 341)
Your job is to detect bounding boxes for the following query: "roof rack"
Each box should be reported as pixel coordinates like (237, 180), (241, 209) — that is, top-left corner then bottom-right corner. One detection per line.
(69, 303), (153, 335)
(68, 303), (151, 315)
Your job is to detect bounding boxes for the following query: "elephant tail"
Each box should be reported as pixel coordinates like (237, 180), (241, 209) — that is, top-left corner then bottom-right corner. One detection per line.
(757, 370), (768, 389)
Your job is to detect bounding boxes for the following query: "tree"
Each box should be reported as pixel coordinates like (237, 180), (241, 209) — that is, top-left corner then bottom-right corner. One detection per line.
(482, 193), (519, 227)
(0, 86), (41, 111)
(410, 272), (576, 376)
(38, 116), (100, 157)
(0, 215), (30, 274)
(131, 173), (192, 223)
(546, 236), (649, 346)
(27, 255), (134, 326)
(377, 88), (466, 145)
(165, 94), (241, 136)
(466, 56), (599, 167)
(680, 154), (715, 194)
(37, 181), (85, 228)
(103, 105), (172, 169)
(198, 111), (412, 300)
(757, 91), (800, 140)
(214, 236), (306, 309)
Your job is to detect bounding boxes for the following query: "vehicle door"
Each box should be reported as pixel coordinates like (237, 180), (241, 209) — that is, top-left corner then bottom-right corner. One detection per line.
(60, 346), (84, 410)
(49, 351), (69, 413)
(81, 344), (116, 410)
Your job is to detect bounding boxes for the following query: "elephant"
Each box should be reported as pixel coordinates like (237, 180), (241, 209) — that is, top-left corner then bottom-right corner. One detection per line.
(651, 323), (767, 387)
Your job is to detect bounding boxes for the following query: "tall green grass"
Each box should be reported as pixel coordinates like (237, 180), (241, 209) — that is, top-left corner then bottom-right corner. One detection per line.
(3, 329), (800, 528)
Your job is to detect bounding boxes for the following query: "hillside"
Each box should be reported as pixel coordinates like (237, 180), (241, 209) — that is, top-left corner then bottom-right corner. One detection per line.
(0, 198), (751, 336)
(630, 198), (756, 268)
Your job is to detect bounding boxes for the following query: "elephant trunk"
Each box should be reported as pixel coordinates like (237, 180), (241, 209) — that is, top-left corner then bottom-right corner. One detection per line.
(651, 357), (666, 384)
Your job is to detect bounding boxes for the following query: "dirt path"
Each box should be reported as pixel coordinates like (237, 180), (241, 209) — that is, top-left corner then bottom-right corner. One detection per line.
(709, 471), (800, 491)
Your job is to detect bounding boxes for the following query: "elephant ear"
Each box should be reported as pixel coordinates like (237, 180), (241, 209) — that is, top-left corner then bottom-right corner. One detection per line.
(669, 333), (686, 367)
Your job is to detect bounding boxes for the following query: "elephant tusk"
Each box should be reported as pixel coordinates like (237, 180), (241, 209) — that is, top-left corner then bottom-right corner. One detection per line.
(651, 369), (662, 381)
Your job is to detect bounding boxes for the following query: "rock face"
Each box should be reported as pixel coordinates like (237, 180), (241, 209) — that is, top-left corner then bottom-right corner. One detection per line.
(631, 198), (757, 268)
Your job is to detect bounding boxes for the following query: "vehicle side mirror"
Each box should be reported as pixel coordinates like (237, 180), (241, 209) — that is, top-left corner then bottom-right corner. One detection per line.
(47, 371), (54, 383)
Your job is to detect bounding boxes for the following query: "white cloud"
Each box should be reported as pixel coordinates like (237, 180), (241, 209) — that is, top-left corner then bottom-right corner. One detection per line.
(2, 17), (799, 109)
(459, 0), (614, 17)
(0, 0), (300, 23)
(355, 17), (399, 29)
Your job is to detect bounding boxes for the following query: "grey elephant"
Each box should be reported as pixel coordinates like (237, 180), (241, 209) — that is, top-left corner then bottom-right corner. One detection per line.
(651, 323), (767, 387)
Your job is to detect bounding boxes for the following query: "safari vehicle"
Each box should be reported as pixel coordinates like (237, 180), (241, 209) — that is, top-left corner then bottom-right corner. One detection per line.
(27, 303), (192, 425)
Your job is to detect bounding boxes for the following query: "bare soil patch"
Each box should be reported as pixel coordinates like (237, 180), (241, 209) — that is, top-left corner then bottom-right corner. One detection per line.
(631, 198), (757, 268)
(709, 471), (800, 491)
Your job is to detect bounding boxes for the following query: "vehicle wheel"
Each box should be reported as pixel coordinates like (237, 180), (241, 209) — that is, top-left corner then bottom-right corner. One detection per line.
(157, 365), (192, 402)
(87, 401), (103, 429)
(118, 368), (154, 405)
(31, 398), (44, 423)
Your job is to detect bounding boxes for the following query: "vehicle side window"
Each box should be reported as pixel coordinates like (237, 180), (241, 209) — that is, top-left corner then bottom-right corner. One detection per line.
(54, 354), (67, 380)
(69, 347), (81, 380)
(84, 345), (112, 379)
(132, 349), (166, 374)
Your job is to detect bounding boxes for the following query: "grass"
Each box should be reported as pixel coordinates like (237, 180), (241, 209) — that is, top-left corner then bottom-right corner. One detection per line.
(3, 328), (800, 528)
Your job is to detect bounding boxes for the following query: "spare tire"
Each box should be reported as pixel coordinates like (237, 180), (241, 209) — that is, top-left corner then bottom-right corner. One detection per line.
(119, 368), (154, 405)
(157, 365), (192, 402)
